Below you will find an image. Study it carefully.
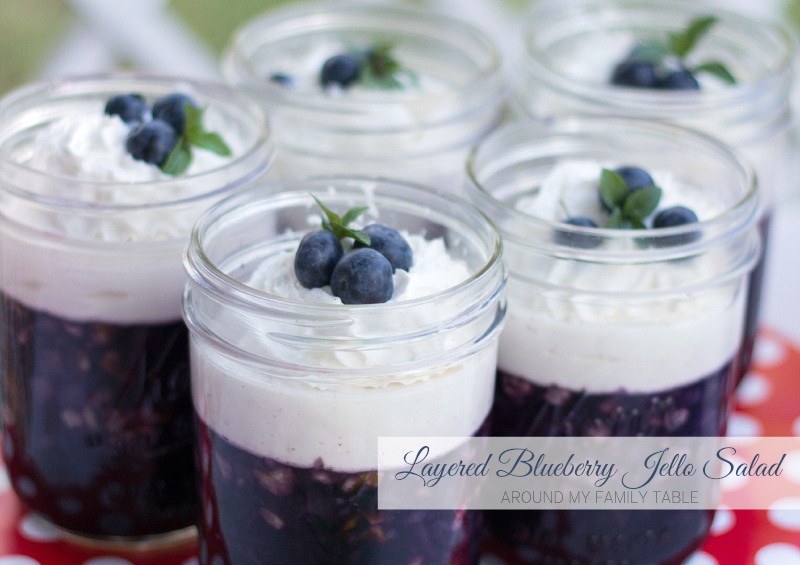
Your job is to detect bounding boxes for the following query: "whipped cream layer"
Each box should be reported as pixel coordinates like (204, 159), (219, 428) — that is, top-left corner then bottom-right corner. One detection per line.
(0, 96), (256, 324)
(18, 101), (248, 193)
(499, 160), (745, 393)
(193, 233), (497, 471)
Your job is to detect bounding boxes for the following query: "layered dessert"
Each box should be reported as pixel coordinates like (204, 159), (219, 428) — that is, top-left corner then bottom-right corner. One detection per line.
(516, 1), (792, 385)
(184, 183), (505, 564)
(223, 4), (506, 192)
(0, 78), (267, 538)
(465, 134), (757, 564)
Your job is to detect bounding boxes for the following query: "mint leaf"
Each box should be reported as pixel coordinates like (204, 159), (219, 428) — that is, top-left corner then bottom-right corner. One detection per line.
(694, 61), (737, 85)
(628, 39), (670, 64)
(354, 43), (416, 91)
(600, 169), (629, 210)
(183, 103), (233, 157)
(669, 15), (718, 59)
(341, 206), (369, 226)
(192, 131), (232, 157)
(623, 186), (662, 222)
(311, 195), (371, 246)
(312, 195), (343, 225)
(605, 208), (624, 229)
(160, 142), (192, 176)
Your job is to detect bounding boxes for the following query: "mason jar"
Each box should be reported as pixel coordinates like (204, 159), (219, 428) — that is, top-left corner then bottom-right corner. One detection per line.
(465, 117), (760, 564)
(222, 4), (507, 193)
(183, 178), (506, 565)
(0, 76), (273, 542)
(516, 0), (792, 383)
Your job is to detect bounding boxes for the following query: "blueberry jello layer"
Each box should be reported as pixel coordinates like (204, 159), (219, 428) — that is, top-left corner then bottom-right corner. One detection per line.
(192, 233), (497, 565)
(0, 77), (270, 538)
(487, 160), (744, 564)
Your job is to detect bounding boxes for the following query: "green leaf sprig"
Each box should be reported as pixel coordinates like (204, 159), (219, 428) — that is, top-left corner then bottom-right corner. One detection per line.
(631, 16), (737, 85)
(600, 169), (662, 229)
(356, 43), (419, 91)
(161, 104), (232, 176)
(312, 195), (371, 246)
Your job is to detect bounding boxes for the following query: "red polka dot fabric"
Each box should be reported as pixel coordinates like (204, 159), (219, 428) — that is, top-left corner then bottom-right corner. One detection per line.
(0, 328), (798, 565)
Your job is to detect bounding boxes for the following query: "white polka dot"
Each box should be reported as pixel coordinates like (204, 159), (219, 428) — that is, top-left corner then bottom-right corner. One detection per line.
(737, 373), (772, 406)
(710, 507), (735, 536)
(181, 559), (199, 565)
(82, 559), (134, 565)
(754, 338), (787, 367)
(755, 543), (800, 565)
(769, 498), (800, 531)
(0, 558), (41, 565)
(784, 452), (800, 486)
(728, 413), (763, 438)
(19, 514), (62, 542)
(684, 552), (718, 565)
(721, 454), (750, 492)
(0, 468), (9, 493)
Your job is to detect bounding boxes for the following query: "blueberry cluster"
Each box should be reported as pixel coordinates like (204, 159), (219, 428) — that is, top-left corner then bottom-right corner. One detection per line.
(612, 60), (700, 91)
(294, 200), (413, 305)
(105, 92), (197, 167)
(610, 16), (736, 91)
(558, 165), (700, 249)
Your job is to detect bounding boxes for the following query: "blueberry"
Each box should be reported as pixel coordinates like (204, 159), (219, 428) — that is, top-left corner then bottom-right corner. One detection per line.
(330, 248), (393, 305)
(152, 93), (197, 135)
(651, 206), (701, 247)
(601, 166), (656, 212)
(353, 225), (412, 272)
(126, 120), (177, 165)
(615, 166), (655, 191)
(658, 69), (700, 90)
(611, 61), (659, 88)
(270, 73), (294, 87)
(104, 93), (148, 124)
(554, 217), (602, 249)
(320, 54), (361, 88)
(294, 230), (345, 289)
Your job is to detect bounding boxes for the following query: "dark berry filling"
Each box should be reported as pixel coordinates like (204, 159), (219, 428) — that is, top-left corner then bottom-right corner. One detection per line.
(196, 415), (487, 565)
(487, 361), (733, 564)
(0, 294), (196, 537)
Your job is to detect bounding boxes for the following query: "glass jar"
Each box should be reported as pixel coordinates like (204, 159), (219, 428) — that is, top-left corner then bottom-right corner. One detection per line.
(183, 178), (506, 565)
(0, 76), (273, 542)
(465, 117), (760, 564)
(222, 4), (507, 193)
(516, 0), (793, 383)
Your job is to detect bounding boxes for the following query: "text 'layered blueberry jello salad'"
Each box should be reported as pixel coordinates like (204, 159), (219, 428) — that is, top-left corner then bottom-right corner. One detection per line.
(0, 77), (269, 539)
(184, 181), (505, 565)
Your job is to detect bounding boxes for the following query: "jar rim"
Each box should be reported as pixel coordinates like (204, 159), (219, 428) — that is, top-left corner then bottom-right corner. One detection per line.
(185, 176), (504, 314)
(223, 4), (505, 132)
(466, 116), (759, 265)
(0, 74), (275, 211)
(520, 0), (794, 118)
